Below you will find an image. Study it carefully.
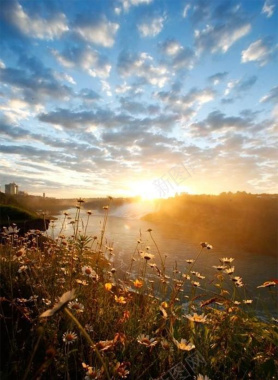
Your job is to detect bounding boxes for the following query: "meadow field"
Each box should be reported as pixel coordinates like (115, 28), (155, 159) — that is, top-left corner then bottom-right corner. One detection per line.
(0, 198), (277, 380)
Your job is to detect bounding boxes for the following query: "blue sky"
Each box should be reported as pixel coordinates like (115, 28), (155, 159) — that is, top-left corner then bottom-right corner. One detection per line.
(0, 0), (277, 198)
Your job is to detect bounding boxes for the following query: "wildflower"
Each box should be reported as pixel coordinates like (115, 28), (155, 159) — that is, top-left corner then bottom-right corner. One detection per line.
(232, 276), (242, 282)
(137, 334), (158, 348)
(104, 283), (113, 291)
(257, 281), (276, 288)
(196, 375), (211, 380)
(220, 257), (234, 264)
(196, 272), (205, 279)
(114, 332), (127, 346)
(186, 259), (195, 264)
(18, 265), (28, 273)
(84, 365), (101, 380)
(133, 279), (143, 288)
(40, 289), (76, 318)
(192, 281), (200, 287)
(213, 265), (226, 271)
(85, 324), (94, 332)
(140, 251), (155, 261)
(224, 266), (235, 275)
(62, 331), (78, 344)
(68, 301), (84, 313)
(186, 313), (207, 323)
(82, 266), (99, 280)
(173, 338), (195, 351)
(234, 301), (241, 305)
(42, 298), (51, 306)
(87, 210), (92, 215)
(103, 205), (109, 210)
(182, 274), (191, 280)
(200, 242), (213, 249)
(96, 339), (114, 351)
(14, 247), (26, 259)
(75, 279), (89, 286)
(114, 362), (130, 378)
(118, 310), (130, 323)
(243, 299), (253, 304)
(115, 295), (126, 304)
(110, 268), (116, 274)
(161, 301), (168, 309)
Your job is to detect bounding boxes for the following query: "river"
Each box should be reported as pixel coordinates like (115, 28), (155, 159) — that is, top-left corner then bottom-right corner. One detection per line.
(48, 202), (278, 317)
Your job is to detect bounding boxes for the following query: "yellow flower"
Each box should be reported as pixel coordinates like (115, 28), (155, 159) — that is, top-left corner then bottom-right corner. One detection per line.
(105, 283), (113, 291)
(115, 295), (126, 304)
(161, 301), (168, 309)
(133, 279), (143, 288)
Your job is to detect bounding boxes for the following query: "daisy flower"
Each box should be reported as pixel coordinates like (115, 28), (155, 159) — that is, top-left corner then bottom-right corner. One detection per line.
(62, 331), (78, 344)
(173, 338), (195, 351)
(257, 281), (276, 288)
(82, 266), (99, 280)
(137, 334), (158, 348)
(68, 301), (84, 313)
(220, 257), (234, 264)
(243, 299), (253, 304)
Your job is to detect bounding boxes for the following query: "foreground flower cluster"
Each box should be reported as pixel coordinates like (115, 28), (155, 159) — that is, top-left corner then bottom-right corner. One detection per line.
(0, 200), (277, 379)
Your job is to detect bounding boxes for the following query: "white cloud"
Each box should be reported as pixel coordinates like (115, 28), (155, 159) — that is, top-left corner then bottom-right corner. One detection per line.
(52, 47), (111, 79)
(162, 40), (182, 56)
(183, 4), (191, 18)
(138, 16), (165, 37)
(54, 72), (76, 85)
(195, 22), (251, 54)
(101, 80), (112, 97)
(241, 39), (274, 66)
(120, 0), (153, 12)
(0, 98), (44, 123)
(118, 51), (169, 88)
(260, 86), (278, 103)
(224, 80), (239, 96)
(115, 82), (132, 94)
(74, 16), (119, 47)
(10, 1), (68, 40)
(262, 0), (275, 18)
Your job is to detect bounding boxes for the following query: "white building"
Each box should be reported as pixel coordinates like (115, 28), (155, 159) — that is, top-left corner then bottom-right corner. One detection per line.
(5, 182), (19, 195)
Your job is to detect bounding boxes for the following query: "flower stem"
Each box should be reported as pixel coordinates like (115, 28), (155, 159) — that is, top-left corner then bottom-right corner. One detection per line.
(63, 307), (111, 380)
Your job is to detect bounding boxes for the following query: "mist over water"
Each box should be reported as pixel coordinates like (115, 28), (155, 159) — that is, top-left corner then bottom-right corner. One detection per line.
(49, 201), (278, 316)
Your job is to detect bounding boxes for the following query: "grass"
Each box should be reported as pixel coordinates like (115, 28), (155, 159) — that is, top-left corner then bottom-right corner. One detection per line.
(0, 198), (277, 380)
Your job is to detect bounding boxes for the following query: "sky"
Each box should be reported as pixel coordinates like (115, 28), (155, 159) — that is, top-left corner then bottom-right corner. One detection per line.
(0, 0), (277, 199)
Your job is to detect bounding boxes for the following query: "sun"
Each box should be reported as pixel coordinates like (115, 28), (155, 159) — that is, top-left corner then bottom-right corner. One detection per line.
(129, 181), (193, 200)
(130, 181), (160, 200)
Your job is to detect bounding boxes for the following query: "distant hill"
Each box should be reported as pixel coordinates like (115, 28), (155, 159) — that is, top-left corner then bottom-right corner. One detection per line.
(143, 192), (278, 257)
(0, 193), (48, 232)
